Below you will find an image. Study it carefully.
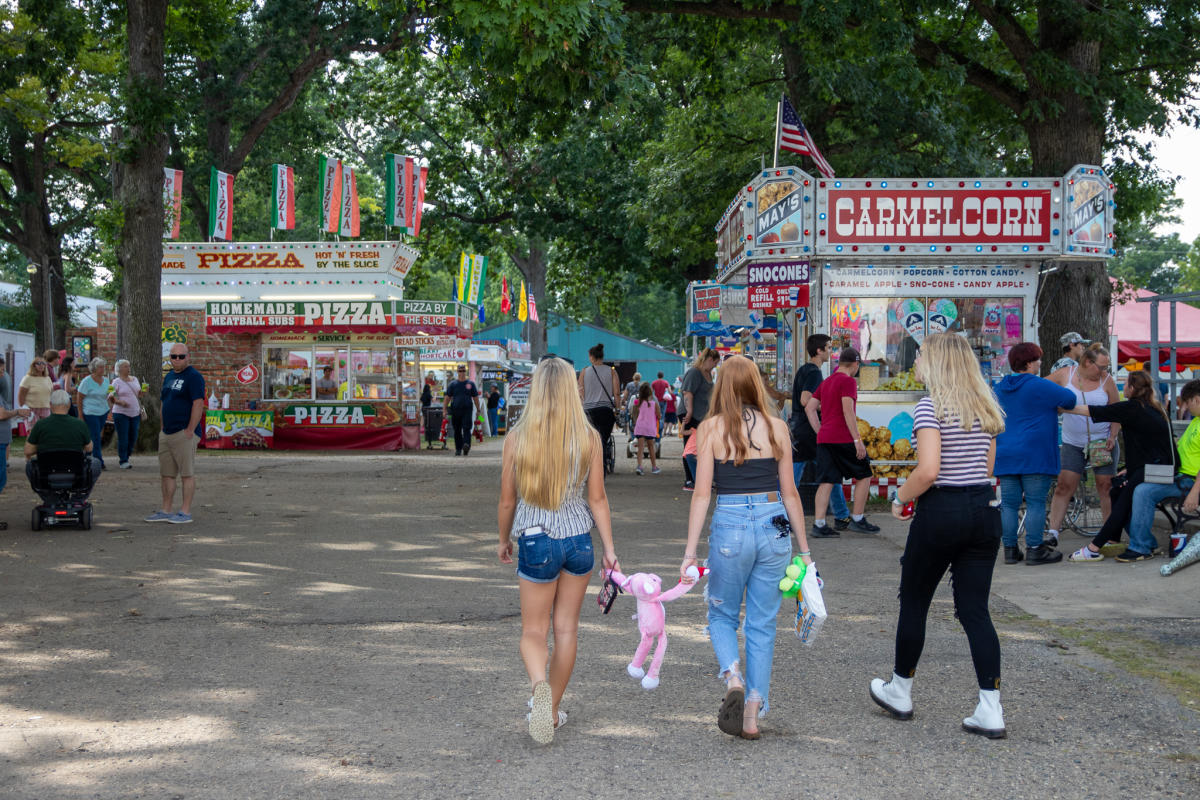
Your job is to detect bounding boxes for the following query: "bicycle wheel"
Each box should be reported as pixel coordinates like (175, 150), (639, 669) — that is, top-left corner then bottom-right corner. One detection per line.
(1065, 469), (1105, 535)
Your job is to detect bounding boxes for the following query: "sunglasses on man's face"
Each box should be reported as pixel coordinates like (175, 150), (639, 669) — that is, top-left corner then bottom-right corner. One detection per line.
(170, 354), (188, 360)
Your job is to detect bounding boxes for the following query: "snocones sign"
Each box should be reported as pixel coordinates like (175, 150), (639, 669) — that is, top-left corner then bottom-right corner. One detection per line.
(339, 167), (360, 238)
(318, 156), (342, 233)
(271, 164), (295, 230)
(208, 168), (234, 241)
(163, 168), (183, 240)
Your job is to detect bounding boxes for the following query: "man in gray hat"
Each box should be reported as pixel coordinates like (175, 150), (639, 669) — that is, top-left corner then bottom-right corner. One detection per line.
(1050, 332), (1091, 373)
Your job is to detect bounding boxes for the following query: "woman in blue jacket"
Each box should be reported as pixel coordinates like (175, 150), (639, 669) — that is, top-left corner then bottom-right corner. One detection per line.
(994, 343), (1076, 565)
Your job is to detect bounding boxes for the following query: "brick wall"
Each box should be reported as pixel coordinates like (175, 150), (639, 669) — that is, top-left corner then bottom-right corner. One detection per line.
(66, 308), (262, 410)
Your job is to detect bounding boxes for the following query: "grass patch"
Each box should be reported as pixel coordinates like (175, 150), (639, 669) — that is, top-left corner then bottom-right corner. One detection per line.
(995, 613), (1200, 710)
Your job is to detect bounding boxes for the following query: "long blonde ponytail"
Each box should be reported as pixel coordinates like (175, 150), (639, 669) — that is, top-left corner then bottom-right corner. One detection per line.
(511, 358), (595, 509)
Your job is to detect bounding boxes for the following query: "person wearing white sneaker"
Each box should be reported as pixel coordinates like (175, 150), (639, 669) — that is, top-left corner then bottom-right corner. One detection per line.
(870, 335), (1006, 738)
(963, 689), (1006, 739)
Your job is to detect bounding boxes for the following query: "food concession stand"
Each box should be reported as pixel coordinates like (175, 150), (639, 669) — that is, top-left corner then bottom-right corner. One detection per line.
(713, 164), (1115, 488)
(162, 241), (475, 450)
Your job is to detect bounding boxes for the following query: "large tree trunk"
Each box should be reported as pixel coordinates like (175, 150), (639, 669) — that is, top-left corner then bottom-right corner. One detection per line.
(1024, 28), (1108, 372)
(509, 239), (548, 360)
(116, 0), (169, 447)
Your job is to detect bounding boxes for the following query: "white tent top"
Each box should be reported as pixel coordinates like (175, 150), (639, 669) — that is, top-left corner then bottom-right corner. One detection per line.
(0, 281), (113, 328)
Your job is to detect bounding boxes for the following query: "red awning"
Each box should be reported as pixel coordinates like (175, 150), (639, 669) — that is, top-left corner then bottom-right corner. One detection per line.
(1111, 281), (1200, 365)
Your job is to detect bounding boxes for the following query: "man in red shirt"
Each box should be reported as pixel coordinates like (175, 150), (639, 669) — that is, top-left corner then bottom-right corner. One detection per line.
(650, 372), (671, 438)
(804, 347), (880, 536)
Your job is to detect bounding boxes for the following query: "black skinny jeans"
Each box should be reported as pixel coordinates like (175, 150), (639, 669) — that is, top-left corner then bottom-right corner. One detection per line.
(450, 407), (473, 453)
(894, 485), (1002, 690)
(1090, 475), (1137, 549)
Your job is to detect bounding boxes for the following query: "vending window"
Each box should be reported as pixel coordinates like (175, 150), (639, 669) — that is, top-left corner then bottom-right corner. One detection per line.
(312, 349), (342, 400)
(829, 297), (924, 379)
(264, 348), (314, 401)
(352, 348), (398, 400)
(263, 345), (397, 401)
(936, 297), (1024, 377)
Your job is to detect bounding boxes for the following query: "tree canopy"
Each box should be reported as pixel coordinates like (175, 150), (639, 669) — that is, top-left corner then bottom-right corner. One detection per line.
(4, 0), (1200, 365)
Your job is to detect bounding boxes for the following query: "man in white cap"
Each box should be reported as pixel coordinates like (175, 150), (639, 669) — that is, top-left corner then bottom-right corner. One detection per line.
(1049, 332), (1091, 373)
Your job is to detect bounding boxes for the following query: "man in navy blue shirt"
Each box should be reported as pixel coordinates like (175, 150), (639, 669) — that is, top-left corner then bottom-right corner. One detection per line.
(146, 344), (205, 524)
(444, 365), (481, 455)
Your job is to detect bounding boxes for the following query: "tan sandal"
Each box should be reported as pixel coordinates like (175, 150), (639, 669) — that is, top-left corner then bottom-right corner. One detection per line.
(740, 699), (762, 740)
(717, 671), (745, 737)
(528, 680), (554, 745)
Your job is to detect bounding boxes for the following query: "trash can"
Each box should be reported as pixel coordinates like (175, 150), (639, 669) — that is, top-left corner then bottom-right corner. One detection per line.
(423, 406), (446, 449)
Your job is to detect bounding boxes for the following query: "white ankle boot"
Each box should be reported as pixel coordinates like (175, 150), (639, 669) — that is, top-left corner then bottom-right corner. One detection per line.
(869, 672), (913, 719)
(962, 689), (1006, 739)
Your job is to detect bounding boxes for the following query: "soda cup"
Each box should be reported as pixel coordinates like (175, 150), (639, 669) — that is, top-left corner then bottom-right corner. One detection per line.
(1170, 531), (1188, 558)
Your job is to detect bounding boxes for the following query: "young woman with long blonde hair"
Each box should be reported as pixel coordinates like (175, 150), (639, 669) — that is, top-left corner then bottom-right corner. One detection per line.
(497, 357), (620, 745)
(679, 355), (810, 740)
(870, 333), (1009, 738)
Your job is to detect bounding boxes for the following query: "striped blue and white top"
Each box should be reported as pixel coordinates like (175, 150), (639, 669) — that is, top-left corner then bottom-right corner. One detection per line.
(912, 396), (994, 486)
(511, 462), (595, 540)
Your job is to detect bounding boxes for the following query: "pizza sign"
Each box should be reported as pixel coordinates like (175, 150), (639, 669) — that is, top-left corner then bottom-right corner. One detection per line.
(284, 405), (377, 426)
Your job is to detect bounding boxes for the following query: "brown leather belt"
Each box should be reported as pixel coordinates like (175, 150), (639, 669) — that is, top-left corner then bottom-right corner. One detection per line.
(716, 491), (781, 503)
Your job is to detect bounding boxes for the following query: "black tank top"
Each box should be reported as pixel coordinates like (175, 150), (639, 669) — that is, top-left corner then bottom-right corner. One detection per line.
(713, 457), (779, 495)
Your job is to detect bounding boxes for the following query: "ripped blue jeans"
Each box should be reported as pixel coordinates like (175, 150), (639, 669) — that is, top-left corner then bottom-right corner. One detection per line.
(706, 493), (792, 716)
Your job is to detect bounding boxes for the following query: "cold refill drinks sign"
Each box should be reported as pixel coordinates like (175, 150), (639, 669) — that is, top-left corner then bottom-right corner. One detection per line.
(747, 260), (810, 310)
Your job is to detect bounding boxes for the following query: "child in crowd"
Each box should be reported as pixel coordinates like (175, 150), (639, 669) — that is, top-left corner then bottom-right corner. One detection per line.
(633, 382), (661, 475)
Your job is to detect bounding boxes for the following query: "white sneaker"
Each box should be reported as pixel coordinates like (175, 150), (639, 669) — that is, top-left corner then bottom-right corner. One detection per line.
(963, 689), (1006, 739)
(651, 467), (661, 474)
(869, 672), (914, 719)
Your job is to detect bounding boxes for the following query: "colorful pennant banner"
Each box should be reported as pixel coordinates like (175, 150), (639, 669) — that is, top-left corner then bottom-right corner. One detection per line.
(318, 155), (342, 233)
(271, 164), (294, 230)
(339, 167), (360, 238)
(163, 167), (183, 240)
(208, 167), (234, 241)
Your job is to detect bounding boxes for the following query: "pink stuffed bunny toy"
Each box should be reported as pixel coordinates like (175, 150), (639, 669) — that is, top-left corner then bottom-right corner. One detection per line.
(606, 569), (695, 690)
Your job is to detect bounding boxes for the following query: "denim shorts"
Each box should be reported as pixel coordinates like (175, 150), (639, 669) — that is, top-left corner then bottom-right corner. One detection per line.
(516, 531), (595, 583)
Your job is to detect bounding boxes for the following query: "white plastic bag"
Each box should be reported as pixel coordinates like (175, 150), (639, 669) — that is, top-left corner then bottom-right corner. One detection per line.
(795, 562), (827, 645)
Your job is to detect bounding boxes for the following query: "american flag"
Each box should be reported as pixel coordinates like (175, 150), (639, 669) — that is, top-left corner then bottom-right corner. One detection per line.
(778, 95), (835, 178)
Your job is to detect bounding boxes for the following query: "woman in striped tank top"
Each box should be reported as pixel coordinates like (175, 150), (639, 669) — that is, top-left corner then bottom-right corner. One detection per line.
(869, 333), (1010, 739)
(497, 356), (621, 745)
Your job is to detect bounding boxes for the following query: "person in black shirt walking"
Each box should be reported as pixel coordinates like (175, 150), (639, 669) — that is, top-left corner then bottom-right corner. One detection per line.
(487, 385), (502, 436)
(445, 365), (481, 455)
(790, 334), (851, 529)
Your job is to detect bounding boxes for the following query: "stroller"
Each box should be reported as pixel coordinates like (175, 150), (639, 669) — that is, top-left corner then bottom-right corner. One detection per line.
(29, 450), (98, 531)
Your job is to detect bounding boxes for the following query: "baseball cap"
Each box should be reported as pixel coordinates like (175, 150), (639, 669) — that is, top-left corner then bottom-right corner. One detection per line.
(1060, 331), (1091, 346)
(838, 347), (861, 364)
